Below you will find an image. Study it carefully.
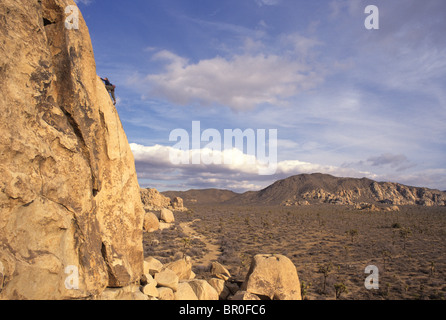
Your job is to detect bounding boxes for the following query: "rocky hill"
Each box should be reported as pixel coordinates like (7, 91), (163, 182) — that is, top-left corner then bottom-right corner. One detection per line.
(166, 173), (446, 207)
(236, 173), (446, 206)
(0, 0), (144, 299)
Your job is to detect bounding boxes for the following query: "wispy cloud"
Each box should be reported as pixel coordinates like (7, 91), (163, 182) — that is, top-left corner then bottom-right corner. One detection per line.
(138, 33), (325, 112)
(343, 153), (416, 173)
(367, 154), (413, 170)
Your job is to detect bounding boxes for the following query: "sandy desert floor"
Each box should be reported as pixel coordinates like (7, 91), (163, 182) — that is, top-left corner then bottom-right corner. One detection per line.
(143, 204), (446, 300)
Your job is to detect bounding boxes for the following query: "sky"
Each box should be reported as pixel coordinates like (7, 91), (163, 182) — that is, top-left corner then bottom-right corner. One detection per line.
(75, 0), (446, 192)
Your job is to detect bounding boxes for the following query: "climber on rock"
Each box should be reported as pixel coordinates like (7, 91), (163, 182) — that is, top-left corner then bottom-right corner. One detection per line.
(100, 77), (117, 105)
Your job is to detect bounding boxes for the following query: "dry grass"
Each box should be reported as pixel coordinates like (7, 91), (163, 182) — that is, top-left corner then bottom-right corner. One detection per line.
(144, 205), (446, 300)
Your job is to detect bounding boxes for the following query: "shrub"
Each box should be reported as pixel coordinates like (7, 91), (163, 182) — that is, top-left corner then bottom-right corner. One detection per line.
(334, 282), (348, 300)
(391, 222), (401, 229)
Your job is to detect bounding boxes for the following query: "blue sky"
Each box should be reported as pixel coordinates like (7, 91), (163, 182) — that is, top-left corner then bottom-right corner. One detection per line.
(76, 0), (446, 192)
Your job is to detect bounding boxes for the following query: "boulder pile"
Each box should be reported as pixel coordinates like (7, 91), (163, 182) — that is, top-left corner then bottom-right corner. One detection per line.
(97, 254), (301, 300)
(143, 207), (177, 233)
(140, 188), (187, 212)
(354, 202), (400, 212)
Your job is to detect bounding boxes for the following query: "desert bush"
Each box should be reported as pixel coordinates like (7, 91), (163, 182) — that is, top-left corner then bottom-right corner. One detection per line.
(391, 222), (401, 229)
(334, 282), (348, 300)
(300, 281), (312, 300)
(346, 229), (359, 243)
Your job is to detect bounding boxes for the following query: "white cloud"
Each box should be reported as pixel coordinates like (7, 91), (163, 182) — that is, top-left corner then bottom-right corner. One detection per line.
(143, 46), (324, 111)
(131, 143), (275, 176)
(130, 143), (374, 192)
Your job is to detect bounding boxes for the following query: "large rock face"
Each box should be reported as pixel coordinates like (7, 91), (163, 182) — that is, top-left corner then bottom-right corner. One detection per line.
(0, 0), (144, 299)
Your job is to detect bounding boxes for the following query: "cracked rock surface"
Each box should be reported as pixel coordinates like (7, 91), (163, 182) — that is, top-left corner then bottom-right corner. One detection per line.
(0, 0), (144, 299)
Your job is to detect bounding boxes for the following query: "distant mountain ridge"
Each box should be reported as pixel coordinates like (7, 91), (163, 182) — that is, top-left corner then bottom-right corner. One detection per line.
(162, 188), (239, 205)
(163, 173), (446, 207)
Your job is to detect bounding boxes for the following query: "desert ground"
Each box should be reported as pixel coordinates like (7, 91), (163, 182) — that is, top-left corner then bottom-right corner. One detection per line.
(144, 204), (446, 300)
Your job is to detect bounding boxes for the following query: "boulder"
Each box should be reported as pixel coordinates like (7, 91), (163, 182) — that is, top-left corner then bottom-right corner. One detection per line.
(143, 211), (160, 232)
(142, 280), (159, 298)
(159, 222), (174, 230)
(140, 188), (171, 209)
(97, 285), (149, 300)
(211, 261), (231, 281)
(157, 287), (175, 300)
(171, 197), (184, 210)
(154, 268), (179, 292)
(208, 278), (230, 300)
(187, 279), (219, 300)
(242, 254), (301, 300)
(230, 291), (261, 300)
(175, 282), (199, 300)
(165, 256), (193, 280)
(143, 257), (163, 276)
(0, 0), (144, 299)
(160, 208), (175, 223)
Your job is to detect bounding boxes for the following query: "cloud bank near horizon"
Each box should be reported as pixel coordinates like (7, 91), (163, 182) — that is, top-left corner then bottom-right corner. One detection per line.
(131, 141), (446, 192)
(131, 143), (379, 192)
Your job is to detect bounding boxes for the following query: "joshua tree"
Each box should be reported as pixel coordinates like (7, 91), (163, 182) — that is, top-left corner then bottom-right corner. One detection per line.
(317, 262), (332, 294)
(316, 213), (322, 227)
(218, 217), (224, 232)
(300, 281), (312, 300)
(399, 227), (412, 251)
(334, 282), (348, 300)
(429, 261), (436, 276)
(381, 249), (391, 272)
(181, 237), (191, 258)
